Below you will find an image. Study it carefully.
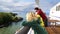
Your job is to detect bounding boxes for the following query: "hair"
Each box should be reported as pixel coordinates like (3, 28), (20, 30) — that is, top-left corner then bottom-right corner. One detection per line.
(34, 7), (39, 10)
(26, 12), (38, 22)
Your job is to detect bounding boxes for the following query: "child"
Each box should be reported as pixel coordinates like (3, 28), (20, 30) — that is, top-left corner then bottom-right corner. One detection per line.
(34, 7), (48, 27)
(22, 12), (48, 34)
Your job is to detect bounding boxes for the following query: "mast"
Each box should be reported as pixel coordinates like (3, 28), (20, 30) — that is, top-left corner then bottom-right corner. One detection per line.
(35, 0), (40, 7)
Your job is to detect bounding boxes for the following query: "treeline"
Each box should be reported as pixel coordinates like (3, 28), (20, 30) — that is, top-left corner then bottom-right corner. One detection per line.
(0, 12), (23, 27)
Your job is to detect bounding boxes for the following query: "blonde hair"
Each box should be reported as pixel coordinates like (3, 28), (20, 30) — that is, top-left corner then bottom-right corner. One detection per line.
(26, 12), (38, 22)
(26, 12), (44, 27)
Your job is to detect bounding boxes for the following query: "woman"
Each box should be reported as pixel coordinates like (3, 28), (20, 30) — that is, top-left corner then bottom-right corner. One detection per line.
(22, 12), (48, 34)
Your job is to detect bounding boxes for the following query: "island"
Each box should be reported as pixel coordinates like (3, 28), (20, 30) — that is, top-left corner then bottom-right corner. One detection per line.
(0, 12), (23, 28)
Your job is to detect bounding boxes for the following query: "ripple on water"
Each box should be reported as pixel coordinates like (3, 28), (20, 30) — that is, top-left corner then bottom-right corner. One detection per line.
(0, 21), (24, 34)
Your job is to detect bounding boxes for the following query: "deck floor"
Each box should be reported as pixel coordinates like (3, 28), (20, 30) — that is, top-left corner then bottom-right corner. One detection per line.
(46, 27), (60, 34)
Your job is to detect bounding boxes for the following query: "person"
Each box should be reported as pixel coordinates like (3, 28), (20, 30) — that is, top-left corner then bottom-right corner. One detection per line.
(22, 12), (48, 34)
(34, 7), (48, 27)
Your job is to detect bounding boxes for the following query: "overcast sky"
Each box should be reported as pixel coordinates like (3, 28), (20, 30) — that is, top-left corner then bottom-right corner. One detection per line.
(0, 0), (60, 13)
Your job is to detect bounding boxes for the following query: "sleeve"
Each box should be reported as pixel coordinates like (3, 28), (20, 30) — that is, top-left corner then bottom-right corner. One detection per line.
(22, 21), (38, 27)
(22, 21), (31, 27)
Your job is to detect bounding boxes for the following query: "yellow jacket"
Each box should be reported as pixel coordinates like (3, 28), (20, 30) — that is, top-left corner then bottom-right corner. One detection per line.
(36, 15), (44, 27)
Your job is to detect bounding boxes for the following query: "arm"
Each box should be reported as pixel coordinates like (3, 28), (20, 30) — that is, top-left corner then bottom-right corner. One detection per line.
(22, 21), (38, 27)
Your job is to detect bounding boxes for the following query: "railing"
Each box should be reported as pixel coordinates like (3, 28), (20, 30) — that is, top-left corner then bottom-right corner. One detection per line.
(48, 19), (60, 26)
(15, 26), (30, 34)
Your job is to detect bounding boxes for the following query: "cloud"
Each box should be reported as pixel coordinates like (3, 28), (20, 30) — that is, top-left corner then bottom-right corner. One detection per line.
(0, 0), (34, 12)
(0, 6), (11, 12)
(39, 0), (52, 11)
(0, 0), (13, 3)
(38, 0), (60, 16)
(13, 2), (34, 6)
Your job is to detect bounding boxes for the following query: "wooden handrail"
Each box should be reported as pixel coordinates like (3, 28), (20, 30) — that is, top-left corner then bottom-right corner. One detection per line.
(48, 19), (60, 22)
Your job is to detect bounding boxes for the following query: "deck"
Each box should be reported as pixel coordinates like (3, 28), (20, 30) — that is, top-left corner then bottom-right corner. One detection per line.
(46, 27), (60, 34)
(46, 19), (60, 34)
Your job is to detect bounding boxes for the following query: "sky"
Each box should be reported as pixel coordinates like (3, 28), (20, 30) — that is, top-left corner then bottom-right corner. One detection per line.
(0, 0), (60, 15)
(0, 0), (34, 12)
(40, 0), (60, 14)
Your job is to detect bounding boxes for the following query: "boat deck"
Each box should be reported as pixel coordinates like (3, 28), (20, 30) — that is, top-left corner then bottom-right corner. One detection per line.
(46, 27), (60, 34)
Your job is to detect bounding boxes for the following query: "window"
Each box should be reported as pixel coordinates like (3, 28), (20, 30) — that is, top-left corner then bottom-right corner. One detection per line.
(56, 5), (60, 11)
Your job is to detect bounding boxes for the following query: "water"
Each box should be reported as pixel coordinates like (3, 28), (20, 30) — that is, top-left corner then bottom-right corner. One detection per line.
(0, 21), (23, 34)
(0, 7), (27, 34)
(0, 6), (49, 34)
